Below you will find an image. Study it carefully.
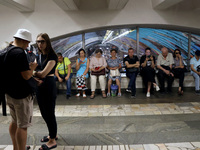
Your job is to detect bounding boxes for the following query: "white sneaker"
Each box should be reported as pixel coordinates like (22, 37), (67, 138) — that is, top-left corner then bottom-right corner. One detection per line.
(155, 85), (160, 91)
(107, 93), (110, 97)
(83, 94), (87, 98)
(76, 93), (80, 97)
(146, 92), (150, 97)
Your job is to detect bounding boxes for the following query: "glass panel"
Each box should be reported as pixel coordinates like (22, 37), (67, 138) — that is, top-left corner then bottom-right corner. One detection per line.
(139, 28), (189, 60)
(191, 33), (200, 57)
(85, 28), (137, 60)
(51, 34), (82, 71)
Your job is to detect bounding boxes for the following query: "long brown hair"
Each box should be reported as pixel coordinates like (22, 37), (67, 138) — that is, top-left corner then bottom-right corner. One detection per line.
(36, 33), (56, 61)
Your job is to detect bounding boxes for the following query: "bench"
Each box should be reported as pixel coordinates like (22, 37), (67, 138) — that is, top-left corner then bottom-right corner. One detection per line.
(56, 72), (195, 90)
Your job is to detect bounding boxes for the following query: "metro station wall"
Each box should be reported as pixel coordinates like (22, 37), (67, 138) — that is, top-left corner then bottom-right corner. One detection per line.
(0, 0), (200, 47)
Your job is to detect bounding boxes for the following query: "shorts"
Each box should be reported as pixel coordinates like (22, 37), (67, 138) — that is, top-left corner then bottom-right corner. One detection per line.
(6, 94), (34, 128)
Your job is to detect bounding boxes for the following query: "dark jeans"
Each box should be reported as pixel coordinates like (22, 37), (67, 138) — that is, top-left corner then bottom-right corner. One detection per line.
(36, 76), (57, 139)
(141, 67), (156, 92)
(172, 68), (185, 91)
(126, 72), (138, 96)
(54, 73), (73, 96)
(157, 66), (174, 92)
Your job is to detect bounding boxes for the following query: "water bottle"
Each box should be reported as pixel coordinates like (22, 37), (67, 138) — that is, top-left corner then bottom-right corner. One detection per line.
(111, 81), (118, 97)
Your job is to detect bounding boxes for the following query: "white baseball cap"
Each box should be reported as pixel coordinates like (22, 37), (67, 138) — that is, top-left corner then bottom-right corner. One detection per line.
(13, 29), (32, 42)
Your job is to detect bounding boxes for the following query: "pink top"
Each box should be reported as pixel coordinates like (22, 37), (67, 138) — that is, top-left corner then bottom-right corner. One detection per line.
(89, 56), (107, 69)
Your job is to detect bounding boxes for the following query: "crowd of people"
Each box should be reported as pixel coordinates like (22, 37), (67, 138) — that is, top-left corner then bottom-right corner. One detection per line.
(2, 28), (200, 150)
(57, 47), (190, 99)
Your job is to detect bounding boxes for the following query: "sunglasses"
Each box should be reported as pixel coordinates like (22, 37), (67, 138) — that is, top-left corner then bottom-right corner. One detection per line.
(36, 40), (46, 44)
(175, 52), (179, 54)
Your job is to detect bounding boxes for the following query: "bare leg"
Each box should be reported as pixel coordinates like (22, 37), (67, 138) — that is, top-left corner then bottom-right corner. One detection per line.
(147, 82), (151, 93)
(16, 127), (27, 150)
(116, 79), (121, 93)
(107, 79), (112, 93)
(83, 91), (86, 95)
(9, 122), (18, 150)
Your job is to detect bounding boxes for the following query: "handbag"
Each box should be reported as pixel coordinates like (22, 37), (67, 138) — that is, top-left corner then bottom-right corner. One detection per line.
(91, 68), (105, 76)
(110, 69), (120, 77)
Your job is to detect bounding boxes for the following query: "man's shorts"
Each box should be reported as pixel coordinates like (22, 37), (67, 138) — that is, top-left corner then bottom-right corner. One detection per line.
(6, 94), (34, 128)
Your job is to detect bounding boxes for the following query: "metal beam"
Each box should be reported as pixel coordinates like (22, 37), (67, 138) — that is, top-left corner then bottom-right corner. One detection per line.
(136, 27), (139, 57)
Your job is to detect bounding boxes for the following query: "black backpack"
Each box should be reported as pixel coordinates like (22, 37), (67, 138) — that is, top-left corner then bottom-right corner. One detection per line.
(0, 45), (15, 104)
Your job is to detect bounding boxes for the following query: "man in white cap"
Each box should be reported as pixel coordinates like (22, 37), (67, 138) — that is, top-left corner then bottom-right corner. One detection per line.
(4, 29), (37, 150)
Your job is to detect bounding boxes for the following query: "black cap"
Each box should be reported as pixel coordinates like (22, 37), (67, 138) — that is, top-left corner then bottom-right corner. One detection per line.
(195, 50), (200, 56)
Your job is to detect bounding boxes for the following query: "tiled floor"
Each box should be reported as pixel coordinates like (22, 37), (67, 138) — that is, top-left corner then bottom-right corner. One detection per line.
(1, 90), (200, 150)
(1, 142), (200, 150)
(1, 102), (200, 117)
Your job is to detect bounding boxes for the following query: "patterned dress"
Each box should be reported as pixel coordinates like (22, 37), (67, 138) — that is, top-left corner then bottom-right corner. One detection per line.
(76, 58), (88, 90)
(107, 57), (121, 81)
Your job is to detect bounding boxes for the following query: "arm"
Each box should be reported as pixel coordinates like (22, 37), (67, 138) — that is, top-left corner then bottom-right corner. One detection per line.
(21, 62), (38, 80)
(125, 61), (140, 68)
(83, 59), (90, 75)
(54, 69), (63, 82)
(191, 64), (200, 75)
(65, 64), (71, 80)
(141, 57), (148, 68)
(157, 65), (170, 75)
(151, 56), (155, 68)
(99, 57), (107, 71)
(35, 60), (56, 78)
(76, 59), (80, 71)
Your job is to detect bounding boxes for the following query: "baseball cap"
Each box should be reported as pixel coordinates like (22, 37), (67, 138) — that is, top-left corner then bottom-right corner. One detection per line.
(13, 29), (32, 42)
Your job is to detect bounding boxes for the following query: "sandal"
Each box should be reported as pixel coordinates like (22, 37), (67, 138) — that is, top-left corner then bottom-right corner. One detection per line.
(26, 146), (31, 150)
(39, 144), (57, 150)
(40, 136), (58, 142)
(102, 92), (107, 98)
(90, 94), (95, 99)
(83, 94), (87, 98)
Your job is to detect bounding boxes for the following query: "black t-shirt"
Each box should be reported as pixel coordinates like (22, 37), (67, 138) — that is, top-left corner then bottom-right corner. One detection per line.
(140, 55), (156, 67)
(37, 52), (57, 75)
(123, 55), (139, 73)
(5, 46), (32, 99)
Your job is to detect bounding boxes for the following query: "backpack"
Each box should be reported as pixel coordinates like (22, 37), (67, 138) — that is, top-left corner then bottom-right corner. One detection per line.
(0, 45), (15, 104)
